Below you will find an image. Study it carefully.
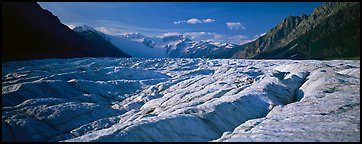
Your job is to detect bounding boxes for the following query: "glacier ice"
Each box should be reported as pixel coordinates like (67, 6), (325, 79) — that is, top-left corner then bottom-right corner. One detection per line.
(2, 58), (360, 142)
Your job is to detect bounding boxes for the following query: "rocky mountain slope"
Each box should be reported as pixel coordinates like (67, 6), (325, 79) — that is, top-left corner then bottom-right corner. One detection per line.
(2, 2), (130, 62)
(228, 2), (360, 60)
(72, 26), (131, 58)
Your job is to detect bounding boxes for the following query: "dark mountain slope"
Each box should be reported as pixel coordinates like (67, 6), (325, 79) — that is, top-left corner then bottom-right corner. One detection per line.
(2, 2), (130, 62)
(228, 2), (360, 60)
(72, 26), (131, 58)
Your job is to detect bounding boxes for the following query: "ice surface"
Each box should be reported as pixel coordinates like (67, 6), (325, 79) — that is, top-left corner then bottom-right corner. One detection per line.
(2, 58), (360, 142)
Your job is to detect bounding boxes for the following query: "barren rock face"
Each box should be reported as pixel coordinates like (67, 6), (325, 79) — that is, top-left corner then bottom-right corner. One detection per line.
(2, 58), (360, 142)
(231, 2), (360, 59)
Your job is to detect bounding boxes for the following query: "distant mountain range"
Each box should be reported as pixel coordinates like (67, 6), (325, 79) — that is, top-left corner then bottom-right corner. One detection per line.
(73, 25), (238, 58)
(226, 2), (360, 60)
(2, 2), (359, 61)
(2, 2), (130, 62)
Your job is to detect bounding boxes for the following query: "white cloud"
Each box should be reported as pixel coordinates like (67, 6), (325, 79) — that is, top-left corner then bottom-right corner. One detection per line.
(183, 31), (224, 40)
(184, 32), (207, 39)
(205, 33), (253, 45)
(95, 26), (134, 36)
(174, 21), (185, 24)
(240, 39), (256, 45)
(156, 30), (258, 45)
(93, 20), (186, 36)
(95, 26), (119, 35)
(224, 35), (250, 45)
(187, 18), (202, 24)
(230, 35), (248, 40)
(206, 32), (223, 39)
(237, 34), (267, 45)
(174, 18), (215, 24)
(226, 22), (246, 30)
(158, 32), (181, 38)
(203, 19), (215, 23)
(182, 32), (251, 45)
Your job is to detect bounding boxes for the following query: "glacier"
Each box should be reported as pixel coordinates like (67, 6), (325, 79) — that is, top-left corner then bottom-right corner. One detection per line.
(2, 58), (360, 142)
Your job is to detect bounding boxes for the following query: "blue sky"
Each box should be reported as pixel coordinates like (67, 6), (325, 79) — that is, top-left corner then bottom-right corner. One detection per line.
(38, 2), (324, 45)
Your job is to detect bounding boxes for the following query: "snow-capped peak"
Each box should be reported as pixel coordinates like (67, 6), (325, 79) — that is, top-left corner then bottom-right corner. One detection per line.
(70, 25), (238, 58)
(124, 33), (146, 39)
(73, 25), (97, 33)
(162, 34), (190, 43)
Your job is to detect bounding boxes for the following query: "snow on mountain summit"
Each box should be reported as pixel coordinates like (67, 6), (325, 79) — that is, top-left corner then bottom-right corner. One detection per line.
(161, 34), (190, 43)
(123, 33), (237, 58)
(73, 25), (97, 33)
(71, 25), (238, 58)
(123, 33), (147, 39)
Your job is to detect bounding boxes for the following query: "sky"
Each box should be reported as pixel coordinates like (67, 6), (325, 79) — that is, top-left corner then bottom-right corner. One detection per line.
(38, 2), (325, 45)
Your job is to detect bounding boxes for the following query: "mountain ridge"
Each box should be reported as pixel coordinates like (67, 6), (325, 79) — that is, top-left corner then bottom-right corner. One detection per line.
(74, 25), (238, 58)
(2, 2), (130, 62)
(228, 2), (360, 60)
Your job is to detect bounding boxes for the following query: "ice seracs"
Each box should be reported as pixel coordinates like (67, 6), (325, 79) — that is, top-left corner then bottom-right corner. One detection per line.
(2, 58), (360, 142)
(215, 61), (360, 142)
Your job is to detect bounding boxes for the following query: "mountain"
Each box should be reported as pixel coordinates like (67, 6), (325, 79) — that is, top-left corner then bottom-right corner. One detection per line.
(229, 2), (360, 60)
(142, 35), (237, 58)
(73, 25), (238, 58)
(72, 25), (131, 58)
(73, 26), (167, 58)
(2, 2), (130, 62)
